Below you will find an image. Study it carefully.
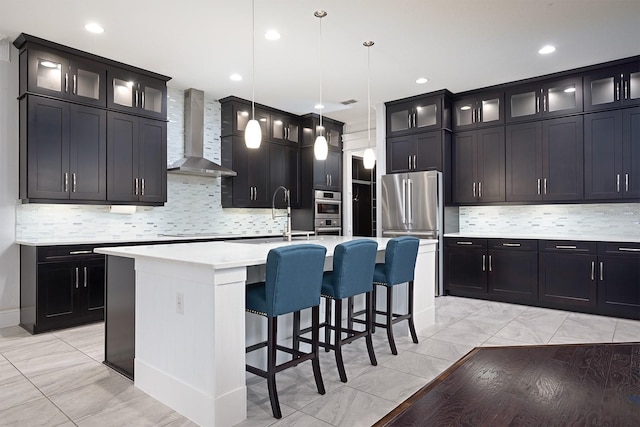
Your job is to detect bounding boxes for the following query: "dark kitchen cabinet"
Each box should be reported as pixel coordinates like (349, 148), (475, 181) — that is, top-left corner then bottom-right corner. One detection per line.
(313, 150), (341, 191)
(20, 96), (106, 202)
(301, 114), (343, 150)
(584, 110), (623, 200)
(386, 91), (452, 137)
(387, 131), (447, 173)
(20, 46), (106, 107)
(221, 135), (270, 207)
(452, 127), (505, 204)
(271, 113), (300, 144)
(107, 112), (167, 204)
(270, 143), (300, 208)
(597, 242), (640, 320)
(623, 107), (640, 198)
(20, 245), (105, 334)
(505, 116), (583, 202)
(220, 97), (271, 140)
(453, 91), (504, 130)
(583, 63), (640, 112)
(107, 67), (167, 120)
(506, 77), (582, 123)
(538, 241), (598, 310)
(444, 238), (537, 304)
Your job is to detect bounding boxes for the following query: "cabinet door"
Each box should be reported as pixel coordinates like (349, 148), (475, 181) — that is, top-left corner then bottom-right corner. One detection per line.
(452, 131), (477, 204)
(386, 135), (413, 173)
(598, 255), (640, 319)
(543, 77), (583, 118)
(539, 252), (597, 308)
(37, 262), (78, 330)
(232, 137), (269, 207)
(68, 56), (106, 107)
(453, 97), (476, 130)
(488, 249), (537, 303)
(228, 104), (270, 139)
(386, 102), (412, 136)
(477, 93), (504, 128)
(505, 122), (543, 202)
(271, 114), (299, 144)
(107, 68), (138, 114)
(138, 118), (167, 203)
(584, 67), (624, 112)
(27, 96), (70, 200)
(415, 131), (442, 171)
(69, 104), (107, 200)
(26, 49), (69, 99)
(444, 247), (488, 296)
(542, 116), (584, 201)
(269, 144), (300, 208)
(622, 64), (640, 107)
(506, 83), (541, 123)
(139, 77), (167, 120)
(413, 97), (441, 130)
(476, 127), (505, 203)
(623, 107), (640, 198)
(584, 111), (623, 200)
(107, 112), (139, 202)
(326, 151), (342, 191)
(81, 258), (105, 320)
(325, 122), (342, 149)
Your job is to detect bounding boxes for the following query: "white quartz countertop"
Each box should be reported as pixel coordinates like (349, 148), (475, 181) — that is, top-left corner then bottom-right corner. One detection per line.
(15, 230), (316, 247)
(94, 236), (438, 270)
(444, 232), (640, 244)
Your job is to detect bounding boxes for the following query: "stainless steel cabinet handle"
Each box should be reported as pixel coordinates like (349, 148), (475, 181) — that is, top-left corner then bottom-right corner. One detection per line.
(537, 178), (541, 195)
(141, 179), (145, 196)
(478, 181), (482, 198)
(543, 94), (547, 112)
(556, 245), (577, 249)
(599, 261), (603, 281)
(413, 155), (417, 170)
(65, 73), (68, 93)
(69, 250), (92, 255)
(457, 241), (473, 245)
(619, 247), (640, 252)
(84, 267), (87, 288)
(135, 178), (139, 195)
(473, 182), (476, 198)
(75, 267), (79, 289)
(536, 95), (540, 113)
(254, 186), (257, 200)
(625, 173), (629, 192)
(488, 255), (492, 272)
(64, 173), (69, 192)
(544, 178), (548, 195)
(413, 112), (417, 128)
(482, 254), (486, 272)
(616, 82), (620, 101)
(72, 173), (76, 192)
(408, 156), (411, 170)
(591, 261), (595, 281)
(135, 89), (139, 107)
(617, 174), (621, 192)
(502, 243), (521, 247)
(73, 75), (77, 94)
(624, 80), (629, 100)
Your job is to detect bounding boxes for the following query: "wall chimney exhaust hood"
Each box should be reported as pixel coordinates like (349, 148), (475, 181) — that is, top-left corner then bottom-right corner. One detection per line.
(168, 88), (237, 177)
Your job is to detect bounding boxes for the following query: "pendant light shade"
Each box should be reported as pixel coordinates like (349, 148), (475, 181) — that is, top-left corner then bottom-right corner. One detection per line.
(363, 40), (376, 169)
(245, 0), (262, 149)
(314, 10), (328, 160)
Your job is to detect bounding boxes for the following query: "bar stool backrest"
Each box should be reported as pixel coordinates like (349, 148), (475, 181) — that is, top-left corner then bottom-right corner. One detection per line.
(330, 240), (378, 299)
(383, 236), (420, 286)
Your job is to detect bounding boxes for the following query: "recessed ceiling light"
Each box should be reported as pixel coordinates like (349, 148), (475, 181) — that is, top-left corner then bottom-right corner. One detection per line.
(538, 45), (556, 55)
(230, 73), (243, 81)
(84, 23), (104, 34)
(265, 30), (281, 41)
(416, 77), (429, 84)
(314, 103), (324, 110)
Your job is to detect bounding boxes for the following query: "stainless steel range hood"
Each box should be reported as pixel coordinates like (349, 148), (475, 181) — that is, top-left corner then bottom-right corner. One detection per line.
(167, 88), (237, 177)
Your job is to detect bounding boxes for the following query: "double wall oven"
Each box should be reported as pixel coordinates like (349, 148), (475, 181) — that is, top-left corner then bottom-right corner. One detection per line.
(314, 190), (342, 235)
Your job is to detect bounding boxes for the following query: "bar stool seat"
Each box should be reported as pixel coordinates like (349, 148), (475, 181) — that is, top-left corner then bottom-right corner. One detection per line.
(245, 244), (327, 419)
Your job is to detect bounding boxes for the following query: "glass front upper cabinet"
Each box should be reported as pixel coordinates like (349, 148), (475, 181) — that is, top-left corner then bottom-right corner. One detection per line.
(107, 67), (167, 119)
(584, 63), (640, 111)
(453, 92), (503, 130)
(235, 106), (269, 139)
(271, 114), (299, 144)
(26, 49), (106, 106)
(506, 77), (582, 123)
(387, 95), (442, 136)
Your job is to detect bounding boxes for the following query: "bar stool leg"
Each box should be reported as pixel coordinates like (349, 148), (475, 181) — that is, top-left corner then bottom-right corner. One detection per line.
(386, 286), (398, 355)
(311, 305), (326, 394)
(324, 299), (332, 352)
(293, 311), (301, 352)
(365, 290), (377, 366)
(267, 316), (282, 418)
(407, 280), (419, 344)
(371, 285), (377, 333)
(333, 299), (348, 383)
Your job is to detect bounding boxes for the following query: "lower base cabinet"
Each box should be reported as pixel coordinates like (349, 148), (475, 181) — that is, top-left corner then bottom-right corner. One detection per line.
(21, 245), (105, 334)
(444, 238), (639, 320)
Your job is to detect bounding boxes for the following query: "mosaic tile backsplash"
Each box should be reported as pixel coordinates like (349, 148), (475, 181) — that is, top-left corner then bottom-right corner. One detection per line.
(459, 203), (640, 240)
(15, 88), (287, 242)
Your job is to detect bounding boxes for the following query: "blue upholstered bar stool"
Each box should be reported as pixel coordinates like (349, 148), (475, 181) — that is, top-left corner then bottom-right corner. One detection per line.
(245, 244), (327, 419)
(298, 239), (378, 383)
(372, 236), (420, 355)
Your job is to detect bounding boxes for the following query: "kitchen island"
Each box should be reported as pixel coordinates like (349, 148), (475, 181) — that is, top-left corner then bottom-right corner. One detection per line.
(95, 236), (437, 427)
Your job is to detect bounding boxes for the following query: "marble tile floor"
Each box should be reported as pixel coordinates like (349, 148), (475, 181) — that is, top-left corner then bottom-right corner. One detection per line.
(1, 296), (638, 427)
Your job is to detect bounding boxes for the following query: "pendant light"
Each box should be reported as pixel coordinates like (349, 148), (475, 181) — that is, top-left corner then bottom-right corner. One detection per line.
(245, 0), (262, 149)
(313, 10), (328, 161)
(362, 41), (376, 170)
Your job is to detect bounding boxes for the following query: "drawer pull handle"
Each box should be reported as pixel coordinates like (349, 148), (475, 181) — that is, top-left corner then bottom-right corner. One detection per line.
(482, 254), (486, 272)
(456, 241), (473, 245)
(84, 267), (88, 288)
(591, 261), (595, 281)
(618, 247), (640, 252)
(502, 243), (521, 247)
(555, 245), (577, 249)
(600, 261), (603, 281)
(75, 267), (79, 289)
(69, 250), (92, 255)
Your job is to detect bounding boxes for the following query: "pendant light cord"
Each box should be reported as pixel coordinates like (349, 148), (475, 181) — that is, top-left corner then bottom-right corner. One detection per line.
(367, 44), (371, 146)
(318, 14), (323, 131)
(251, 0), (256, 120)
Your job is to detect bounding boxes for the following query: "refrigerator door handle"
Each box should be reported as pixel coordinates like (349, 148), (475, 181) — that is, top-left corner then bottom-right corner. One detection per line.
(407, 179), (413, 224)
(401, 179), (407, 224)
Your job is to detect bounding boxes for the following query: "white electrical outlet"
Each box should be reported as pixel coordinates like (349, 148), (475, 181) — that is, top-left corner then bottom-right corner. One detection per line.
(176, 292), (184, 314)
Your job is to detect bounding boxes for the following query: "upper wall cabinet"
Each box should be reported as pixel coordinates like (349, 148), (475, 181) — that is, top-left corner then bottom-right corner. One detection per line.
(19, 47), (106, 107)
(301, 114), (343, 150)
(506, 76), (583, 123)
(583, 63), (640, 112)
(271, 113), (300, 145)
(107, 67), (167, 120)
(220, 97), (270, 140)
(453, 92), (504, 130)
(385, 91), (452, 137)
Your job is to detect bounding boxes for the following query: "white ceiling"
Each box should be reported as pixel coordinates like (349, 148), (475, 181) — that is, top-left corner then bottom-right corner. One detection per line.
(1, 0), (639, 127)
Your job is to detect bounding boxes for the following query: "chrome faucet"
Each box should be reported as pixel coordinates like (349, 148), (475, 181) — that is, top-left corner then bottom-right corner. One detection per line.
(272, 186), (292, 242)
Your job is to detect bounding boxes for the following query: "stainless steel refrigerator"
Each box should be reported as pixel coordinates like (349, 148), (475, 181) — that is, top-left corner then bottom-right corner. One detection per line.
(381, 170), (444, 295)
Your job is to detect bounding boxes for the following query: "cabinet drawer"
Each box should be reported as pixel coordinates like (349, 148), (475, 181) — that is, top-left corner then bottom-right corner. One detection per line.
(488, 239), (537, 251)
(37, 245), (103, 262)
(598, 242), (640, 256)
(445, 238), (487, 249)
(538, 240), (597, 254)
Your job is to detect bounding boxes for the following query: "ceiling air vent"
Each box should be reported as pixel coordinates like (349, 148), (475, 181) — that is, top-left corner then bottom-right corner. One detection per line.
(340, 99), (358, 105)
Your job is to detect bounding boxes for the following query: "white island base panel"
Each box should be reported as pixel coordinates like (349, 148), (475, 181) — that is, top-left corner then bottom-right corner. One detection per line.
(133, 259), (248, 427)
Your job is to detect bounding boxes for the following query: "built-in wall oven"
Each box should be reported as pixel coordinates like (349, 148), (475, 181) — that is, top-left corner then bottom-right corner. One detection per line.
(314, 190), (342, 235)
